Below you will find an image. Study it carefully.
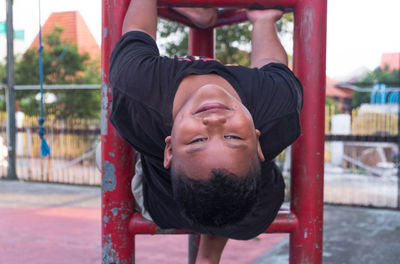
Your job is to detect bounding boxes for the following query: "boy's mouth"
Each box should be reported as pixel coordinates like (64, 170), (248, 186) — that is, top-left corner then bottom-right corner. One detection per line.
(195, 102), (230, 114)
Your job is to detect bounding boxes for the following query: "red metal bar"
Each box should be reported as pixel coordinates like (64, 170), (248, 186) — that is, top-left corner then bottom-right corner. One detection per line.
(129, 211), (298, 234)
(189, 28), (214, 58)
(103, 1), (326, 263)
(214, 9), (248, 28)
(158, 7), (196, 28)
(102, 1), (136, 263)
(129, 213), (192, 234)
(158, 8), (249, 29)
(159, 8), (297, 31)
(290, 0), (327, 263)
(187, 28), (215, 263)
(158, 0), (297, 9)
(266, 211), (299, 233)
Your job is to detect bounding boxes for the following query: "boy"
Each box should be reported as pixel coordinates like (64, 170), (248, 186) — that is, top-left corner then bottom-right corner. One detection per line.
(109, 1), (302, 263)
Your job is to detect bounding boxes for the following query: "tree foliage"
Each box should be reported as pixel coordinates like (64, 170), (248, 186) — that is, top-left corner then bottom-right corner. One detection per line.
(0, 62), (5, 82)
(215, 23), (252, 66)
(14, 25), (100, 119)
(159, 21), (188, 57)
(351, 66), (400, 108)
(326, 97), (338, 114)
(158, 12), (293, 67)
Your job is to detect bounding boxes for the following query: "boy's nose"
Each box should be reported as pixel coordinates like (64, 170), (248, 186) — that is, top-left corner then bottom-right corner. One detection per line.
(202, 114), (227, 126)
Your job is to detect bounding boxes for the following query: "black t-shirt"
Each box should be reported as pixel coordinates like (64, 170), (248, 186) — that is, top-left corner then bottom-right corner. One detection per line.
(109, 31), (303, 240)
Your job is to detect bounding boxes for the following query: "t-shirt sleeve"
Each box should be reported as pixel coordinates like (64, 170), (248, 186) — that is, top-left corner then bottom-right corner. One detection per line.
(108, 31), (181, 159)
(236, 63), (303, 161)
(109, 31), (177, 107)
(258, 63), (303, 113)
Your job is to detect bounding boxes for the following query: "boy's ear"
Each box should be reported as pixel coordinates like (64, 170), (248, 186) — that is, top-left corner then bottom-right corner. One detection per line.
(255, 129), (265, 162)
(164, 136), (172, 169)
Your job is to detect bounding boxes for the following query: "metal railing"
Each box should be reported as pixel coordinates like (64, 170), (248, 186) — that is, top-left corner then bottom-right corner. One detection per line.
(0, 84), (101, 185)
(0, 83), (102, 185)
(322, 105), (399, 209)
(0, 114), (101, 185)
(0, 113), (101, 185)
(1, 85), (398, 207)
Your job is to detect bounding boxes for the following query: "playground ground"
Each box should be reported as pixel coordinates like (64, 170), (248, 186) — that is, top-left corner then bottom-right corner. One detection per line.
(0, 180), (399, 264)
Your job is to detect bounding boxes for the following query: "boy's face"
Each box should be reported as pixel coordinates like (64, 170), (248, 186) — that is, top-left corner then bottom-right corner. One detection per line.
(164, 84), (265, 179)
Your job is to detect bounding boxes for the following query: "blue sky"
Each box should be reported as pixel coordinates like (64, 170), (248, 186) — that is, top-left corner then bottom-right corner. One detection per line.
(1, 0), (400, 80)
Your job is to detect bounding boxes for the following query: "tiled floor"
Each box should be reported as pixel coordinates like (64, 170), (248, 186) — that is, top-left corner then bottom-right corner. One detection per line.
(0, 181), (286, 264)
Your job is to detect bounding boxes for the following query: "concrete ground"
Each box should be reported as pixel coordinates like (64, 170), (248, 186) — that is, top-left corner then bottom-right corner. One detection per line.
(256, 205), (400, 264)
(1, 180), (400, 264)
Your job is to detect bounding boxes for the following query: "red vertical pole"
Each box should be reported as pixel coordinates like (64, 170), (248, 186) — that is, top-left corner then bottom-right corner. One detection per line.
(290, 0), (327, 263)
(187, 27), (214, 264)
(102, 0), (136, 263)
(189, 28), (214, 58)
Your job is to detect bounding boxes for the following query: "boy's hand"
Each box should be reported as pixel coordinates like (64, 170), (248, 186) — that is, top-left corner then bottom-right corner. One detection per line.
(247, 9), (284, 24)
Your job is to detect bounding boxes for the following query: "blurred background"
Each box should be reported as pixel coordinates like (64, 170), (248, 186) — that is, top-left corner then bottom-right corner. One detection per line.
(1, 0), (399, 210)
(0, 1), (399, 264)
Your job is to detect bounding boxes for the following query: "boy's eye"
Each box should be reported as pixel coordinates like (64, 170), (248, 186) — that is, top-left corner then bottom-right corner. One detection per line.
(224, 135), (243, 140)
(189, 138), (207, 144)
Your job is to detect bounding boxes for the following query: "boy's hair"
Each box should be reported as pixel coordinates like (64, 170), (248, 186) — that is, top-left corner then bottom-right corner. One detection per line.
(171, 160), (262, 227)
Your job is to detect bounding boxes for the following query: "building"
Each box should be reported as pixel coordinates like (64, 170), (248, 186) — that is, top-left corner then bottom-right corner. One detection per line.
(29, 11), (100, 61)
(380, 52), (400, 72)
(326, 76), (353, 113)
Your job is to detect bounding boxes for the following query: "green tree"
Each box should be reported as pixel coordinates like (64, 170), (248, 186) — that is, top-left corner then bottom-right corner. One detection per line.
(14, 25), (100, 119)
(159, 21), (188, 57)
(158, 12), (293, 66)
(351, 66), (400, 108)
(0, 62), (5, 82)
(326, 97), (338, 114)
(215, 23), (252, 66)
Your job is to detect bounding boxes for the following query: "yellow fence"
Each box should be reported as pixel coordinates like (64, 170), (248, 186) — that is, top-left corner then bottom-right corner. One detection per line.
(0, 112), (101, 184)
(351, 109), (398, 135)
(0, 107), (397, 184)
(1, 108), (397, 158)
(0, 112), (100, 158)
(325, 106), (398, 135)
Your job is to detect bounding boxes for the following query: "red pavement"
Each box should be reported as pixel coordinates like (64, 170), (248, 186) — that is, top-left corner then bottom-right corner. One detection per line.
(0, 207), (287, 263)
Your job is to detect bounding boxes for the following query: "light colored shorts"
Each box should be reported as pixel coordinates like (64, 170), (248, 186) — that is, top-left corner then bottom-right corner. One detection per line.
(131, 154), (153, 221)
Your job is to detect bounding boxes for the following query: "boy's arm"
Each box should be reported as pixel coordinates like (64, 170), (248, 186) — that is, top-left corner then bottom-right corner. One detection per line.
(122, 0), (158, 39)
(196, 234), (228, 264)
(248, 9), (288, 68)
(122, 1), (217, 40)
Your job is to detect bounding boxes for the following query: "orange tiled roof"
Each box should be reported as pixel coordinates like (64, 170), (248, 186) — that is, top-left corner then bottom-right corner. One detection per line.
(326, 76), (353, 99)
(380, 53), (400, 72)
(29, 11), (100, 61)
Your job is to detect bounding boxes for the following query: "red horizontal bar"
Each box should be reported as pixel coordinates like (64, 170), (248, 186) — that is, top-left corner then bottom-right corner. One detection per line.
(158, 8), (249, 29)
(214, 9), (248, 28)
(266, 210), (298, 233)
(129, 210), (298, 235)
(158, 0), (297, 9)
(129, 213), (193, 235)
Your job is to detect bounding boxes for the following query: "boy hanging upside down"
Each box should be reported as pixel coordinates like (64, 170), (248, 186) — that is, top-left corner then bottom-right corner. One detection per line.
(109, 1), (303, 263)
